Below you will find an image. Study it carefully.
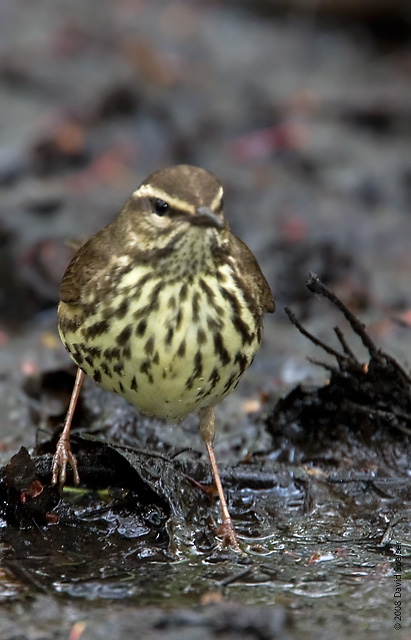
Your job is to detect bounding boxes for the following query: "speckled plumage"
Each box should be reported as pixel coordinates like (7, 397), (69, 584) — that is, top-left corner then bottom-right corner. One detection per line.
(55, 164), (274, 547)
(58, 165), (273, 421)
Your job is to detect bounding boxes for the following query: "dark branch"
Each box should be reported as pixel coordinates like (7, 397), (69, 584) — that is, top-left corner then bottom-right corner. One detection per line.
(334, 326), (356, 360)
(306, 273), (379, 357)
(306, 357), (340, 374)
(284, 306), (342, 360)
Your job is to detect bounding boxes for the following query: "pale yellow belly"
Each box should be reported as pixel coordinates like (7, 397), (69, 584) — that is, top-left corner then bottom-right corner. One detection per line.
(59, 272), (260, 421)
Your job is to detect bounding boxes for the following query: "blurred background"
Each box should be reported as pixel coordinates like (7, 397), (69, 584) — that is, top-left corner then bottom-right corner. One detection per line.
(1, 0), (411, 363)
(1, 1), (411, 637)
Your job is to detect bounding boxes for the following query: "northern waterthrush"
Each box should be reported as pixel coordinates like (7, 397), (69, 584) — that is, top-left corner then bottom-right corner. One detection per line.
(54, 164), (274, 547)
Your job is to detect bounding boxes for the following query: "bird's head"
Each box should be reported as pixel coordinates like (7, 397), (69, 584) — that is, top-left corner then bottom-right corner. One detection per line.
(117, 165), (228, 254)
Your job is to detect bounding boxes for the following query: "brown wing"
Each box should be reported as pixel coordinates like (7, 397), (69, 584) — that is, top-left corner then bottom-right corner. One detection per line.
(59, 225), (115, 304)
(228, 234), (275, 314)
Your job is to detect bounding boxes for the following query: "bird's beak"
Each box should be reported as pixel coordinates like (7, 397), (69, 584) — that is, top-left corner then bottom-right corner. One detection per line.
(191, 206), (224, 229)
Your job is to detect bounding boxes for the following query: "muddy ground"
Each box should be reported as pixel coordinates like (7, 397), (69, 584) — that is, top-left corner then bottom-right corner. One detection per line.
(1, 1), (411, 639)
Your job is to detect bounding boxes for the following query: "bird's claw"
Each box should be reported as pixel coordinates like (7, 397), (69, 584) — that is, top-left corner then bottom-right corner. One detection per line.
(219, 518), (243, 553)
(51, 436), (80, 489)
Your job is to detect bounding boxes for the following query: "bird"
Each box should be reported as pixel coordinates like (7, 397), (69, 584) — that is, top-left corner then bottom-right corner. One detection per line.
(53, 164), (274, 547)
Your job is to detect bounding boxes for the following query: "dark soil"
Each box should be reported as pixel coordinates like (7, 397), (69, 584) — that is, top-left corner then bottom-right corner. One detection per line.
(1, 2), (411, 639)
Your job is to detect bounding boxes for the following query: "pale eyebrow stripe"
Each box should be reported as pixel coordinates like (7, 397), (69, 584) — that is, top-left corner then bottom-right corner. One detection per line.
(133, 184), (195, 214)
(210, 186), (224, 211)
(134, 183), (224, 213)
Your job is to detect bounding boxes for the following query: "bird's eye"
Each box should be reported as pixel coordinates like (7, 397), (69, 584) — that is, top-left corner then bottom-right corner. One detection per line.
(153, 198), (169, 216)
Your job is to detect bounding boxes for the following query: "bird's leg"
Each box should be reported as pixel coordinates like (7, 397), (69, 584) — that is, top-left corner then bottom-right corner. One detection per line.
(51, 367), (84, 489)
(199, 407), (240, 549)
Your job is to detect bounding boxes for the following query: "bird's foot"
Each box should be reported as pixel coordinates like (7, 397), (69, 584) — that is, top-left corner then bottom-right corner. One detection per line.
(219, 517), (243, 553)
(51, 436), (80, 489)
